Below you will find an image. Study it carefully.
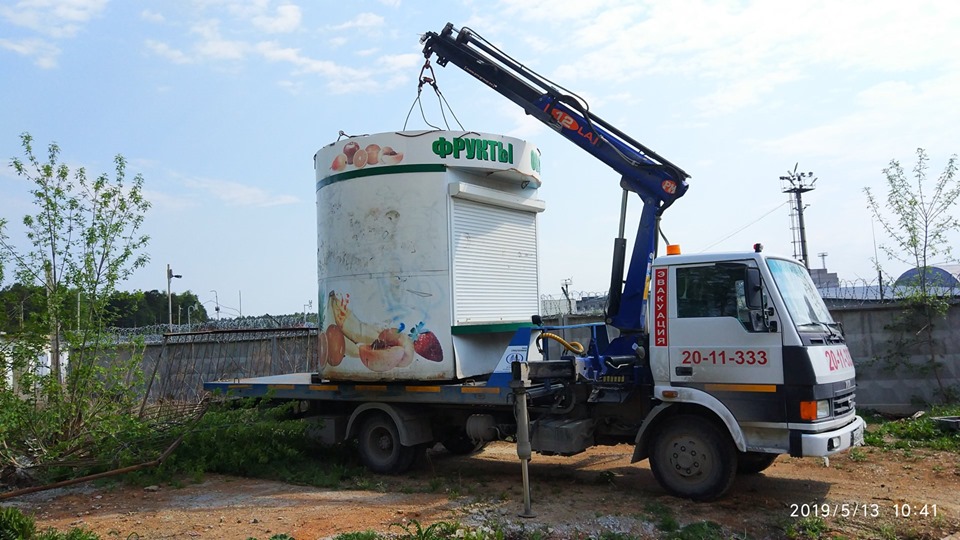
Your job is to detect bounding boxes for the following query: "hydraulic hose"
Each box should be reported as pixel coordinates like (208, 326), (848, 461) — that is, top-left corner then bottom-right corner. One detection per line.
(538, 332), (585, 355)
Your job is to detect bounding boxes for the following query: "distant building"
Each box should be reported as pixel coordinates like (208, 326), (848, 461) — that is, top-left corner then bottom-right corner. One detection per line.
(576, 295), (607, 314)
(810, 267), (840, 288)
(894, 264), (960, 288)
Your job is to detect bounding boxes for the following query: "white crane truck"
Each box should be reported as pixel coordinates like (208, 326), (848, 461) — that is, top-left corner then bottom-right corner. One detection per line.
(204, 23), (865, 501)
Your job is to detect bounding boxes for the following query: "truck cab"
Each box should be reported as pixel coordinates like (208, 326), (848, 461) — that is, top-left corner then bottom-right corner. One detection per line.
(629, 246), (864, 497)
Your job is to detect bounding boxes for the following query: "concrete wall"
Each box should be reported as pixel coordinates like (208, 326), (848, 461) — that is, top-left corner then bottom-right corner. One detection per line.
(833, 303), (960, 414)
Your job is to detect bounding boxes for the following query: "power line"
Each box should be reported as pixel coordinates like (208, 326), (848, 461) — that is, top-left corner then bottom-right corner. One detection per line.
(699, 201), (790, 252)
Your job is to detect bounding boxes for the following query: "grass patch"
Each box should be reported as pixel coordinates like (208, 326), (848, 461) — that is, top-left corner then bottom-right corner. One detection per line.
(785, 516), (828, 539)
(643, 501), (679, 533)
(667, 521), (726, 540)
(331, 532), (381, 540)
(125, 399), (366, 488)
(847, 447), (868, 462)
(863, 405), (960, 452)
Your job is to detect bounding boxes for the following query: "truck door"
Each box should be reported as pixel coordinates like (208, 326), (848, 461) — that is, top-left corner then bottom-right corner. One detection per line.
(665, 263), (784, 392)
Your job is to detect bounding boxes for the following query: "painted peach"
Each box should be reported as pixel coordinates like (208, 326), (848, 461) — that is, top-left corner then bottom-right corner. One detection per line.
(381, 146), (403, 165)
(365, 144), (381, 165)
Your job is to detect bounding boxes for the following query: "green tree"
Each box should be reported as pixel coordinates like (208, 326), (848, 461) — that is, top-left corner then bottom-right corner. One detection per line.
(864, 148), (959, 402)
(0, 133), (152, 480)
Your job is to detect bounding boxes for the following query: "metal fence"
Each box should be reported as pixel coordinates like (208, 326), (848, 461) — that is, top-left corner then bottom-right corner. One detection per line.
(108, 315), (317, 344)
(144, 327), (317, 405)
(540, 290), (609, 317)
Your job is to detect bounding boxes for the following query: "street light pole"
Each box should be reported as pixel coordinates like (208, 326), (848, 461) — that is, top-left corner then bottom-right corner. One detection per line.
(211, 289), (220, 320)
(167, 264), (182, 331)
(303, 300), (313, 326)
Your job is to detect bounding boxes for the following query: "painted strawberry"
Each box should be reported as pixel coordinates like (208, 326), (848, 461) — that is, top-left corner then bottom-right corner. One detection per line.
(408, 321), (443, 362)
(414, 331), (443, 362)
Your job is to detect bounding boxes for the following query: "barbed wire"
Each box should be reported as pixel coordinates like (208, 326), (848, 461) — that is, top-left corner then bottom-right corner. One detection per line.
(105, 315), (317, 344)
(540, 290), (609, 317)
(818, 277), (960, 309)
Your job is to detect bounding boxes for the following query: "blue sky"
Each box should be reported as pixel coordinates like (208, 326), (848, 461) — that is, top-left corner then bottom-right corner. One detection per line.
(2, 0), (959, 318)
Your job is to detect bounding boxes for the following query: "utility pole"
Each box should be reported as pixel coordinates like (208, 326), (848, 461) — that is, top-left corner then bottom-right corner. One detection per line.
(561, 278), (573, 315)
(780, 164), (817, 269)
(211, 290), (220, 320)
(167, 264), (182, 331)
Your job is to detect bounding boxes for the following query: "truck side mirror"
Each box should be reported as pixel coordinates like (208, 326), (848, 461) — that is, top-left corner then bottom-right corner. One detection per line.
(745, 268), (763, 310)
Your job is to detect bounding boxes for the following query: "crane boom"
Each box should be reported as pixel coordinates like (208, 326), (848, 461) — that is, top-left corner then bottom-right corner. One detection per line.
(421, 23), (691, 331)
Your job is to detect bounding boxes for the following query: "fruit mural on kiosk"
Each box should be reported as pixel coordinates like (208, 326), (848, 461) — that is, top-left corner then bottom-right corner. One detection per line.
(330, 142), (404, 172)
(319, 291), (444, 372)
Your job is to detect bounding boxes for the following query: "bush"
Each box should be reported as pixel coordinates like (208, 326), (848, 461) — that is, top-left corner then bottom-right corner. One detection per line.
(0, 506), (36, 540)
(864, 406), (960, 452)
(0, 506), (99, 540)
(130, 400), (363, 487)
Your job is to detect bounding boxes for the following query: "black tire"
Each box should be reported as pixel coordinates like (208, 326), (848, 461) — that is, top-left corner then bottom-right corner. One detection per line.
(398, 442), (425, 471)
(737, 451), (778, 474)
(440, 431), (485, 455)
(357, 414), (412, 474)
(648, 414), (737, 501)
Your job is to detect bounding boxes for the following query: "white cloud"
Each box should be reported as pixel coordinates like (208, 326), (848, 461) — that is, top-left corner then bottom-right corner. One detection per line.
(145, 40), (192, 64)
(277, 79), (303, 94)
(0, 37), (60, 68)
(330, 13), (384, 31)
(141, 189), (197, 211)
(141, 9), (165, 23)
(376, 53), (420, 72)
(183, 177), (299, 207)
(251, 3), (301, 33)
(759, 72), (960, 163)
(0, 0), (108, 38)
(191, 20), (247, 61)
(515, 0), (960, 119)
(255, 41), (380, 94)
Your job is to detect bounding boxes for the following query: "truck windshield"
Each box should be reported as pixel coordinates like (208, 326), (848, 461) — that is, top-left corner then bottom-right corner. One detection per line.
(767, 258), (835, 327)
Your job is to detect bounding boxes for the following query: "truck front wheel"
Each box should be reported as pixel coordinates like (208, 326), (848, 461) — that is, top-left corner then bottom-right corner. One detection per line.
(649, 415), (737, 501)
(357, 414), (416, 474)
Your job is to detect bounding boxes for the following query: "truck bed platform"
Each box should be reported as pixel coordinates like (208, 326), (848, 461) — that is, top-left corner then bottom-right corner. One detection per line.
(203, 373), (515, 406)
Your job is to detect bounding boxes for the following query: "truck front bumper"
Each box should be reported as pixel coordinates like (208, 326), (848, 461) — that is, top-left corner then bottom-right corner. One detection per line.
(792, 415), (865, 457)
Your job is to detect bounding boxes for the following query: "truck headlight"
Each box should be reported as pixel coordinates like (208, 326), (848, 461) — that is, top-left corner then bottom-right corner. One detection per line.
(800, 400), (831, 421)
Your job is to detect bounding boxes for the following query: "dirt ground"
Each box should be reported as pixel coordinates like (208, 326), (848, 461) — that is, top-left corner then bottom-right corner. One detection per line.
(6, 442), (960, 540)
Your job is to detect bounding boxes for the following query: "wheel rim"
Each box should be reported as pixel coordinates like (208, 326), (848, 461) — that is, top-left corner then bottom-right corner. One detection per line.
(368, 425), (396, 462)
(667, 436), (709, 479)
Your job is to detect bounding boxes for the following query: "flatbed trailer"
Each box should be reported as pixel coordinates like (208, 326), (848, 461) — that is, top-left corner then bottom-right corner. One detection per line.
(205, 373), (515, 406)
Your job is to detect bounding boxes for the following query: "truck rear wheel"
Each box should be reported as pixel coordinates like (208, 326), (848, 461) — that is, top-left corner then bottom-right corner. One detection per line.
(357, 414), (416, 474)
(736, 451), (778, 474)
(649, 414), (737, 501)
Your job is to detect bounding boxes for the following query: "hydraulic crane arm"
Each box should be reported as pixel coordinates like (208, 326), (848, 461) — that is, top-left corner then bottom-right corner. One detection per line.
(421, 23), (691, 332)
